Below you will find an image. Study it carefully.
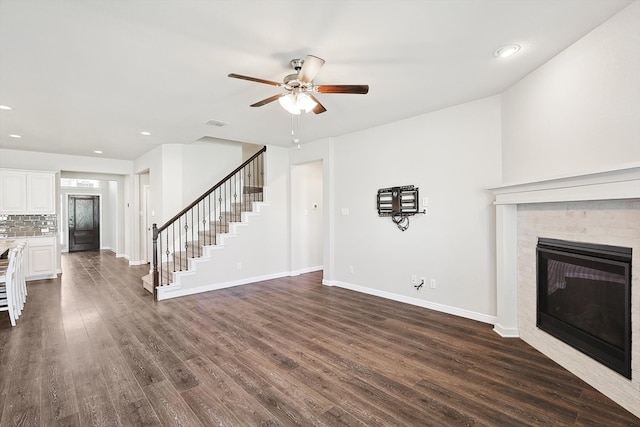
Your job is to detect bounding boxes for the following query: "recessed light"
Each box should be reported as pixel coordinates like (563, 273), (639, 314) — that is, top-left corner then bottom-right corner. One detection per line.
(494, 44), (521, 58)
(0, 105), (12, 110)
(141, 131), (151, 136)
(94, 150), (103, 154)
(205, 119), (228, 127)
(9, 134), (21, 138)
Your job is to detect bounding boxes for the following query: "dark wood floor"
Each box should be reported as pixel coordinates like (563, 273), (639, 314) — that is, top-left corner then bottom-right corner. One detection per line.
(0, 251), (637, 426)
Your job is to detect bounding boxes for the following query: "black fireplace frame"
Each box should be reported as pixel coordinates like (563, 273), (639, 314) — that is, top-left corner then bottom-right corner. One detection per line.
(536, 238), (632, 379)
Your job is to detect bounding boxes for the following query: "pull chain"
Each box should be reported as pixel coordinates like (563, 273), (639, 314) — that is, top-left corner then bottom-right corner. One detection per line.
(291, 114), (301, 145)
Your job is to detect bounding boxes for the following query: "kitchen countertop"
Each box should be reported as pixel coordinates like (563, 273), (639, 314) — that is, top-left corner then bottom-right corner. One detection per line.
(0, 234), (58, 239)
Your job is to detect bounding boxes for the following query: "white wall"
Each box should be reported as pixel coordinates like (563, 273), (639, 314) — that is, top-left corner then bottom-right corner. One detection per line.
(0, 148), (133, 175)
(161, 145), (184, 222)
(502, 0), (640, 183)
(133, 141), (244, 225)
(326, 96), (502, 321)
(242, 142), (264, 161)
(182, 140), (242, 205)
(264, 144), (291, 271)
(108, 181), (118, 252)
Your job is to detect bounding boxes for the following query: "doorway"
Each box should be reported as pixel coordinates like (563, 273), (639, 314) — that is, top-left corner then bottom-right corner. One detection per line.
(291, 160), (324, 274)
(68, 195), (100, 252)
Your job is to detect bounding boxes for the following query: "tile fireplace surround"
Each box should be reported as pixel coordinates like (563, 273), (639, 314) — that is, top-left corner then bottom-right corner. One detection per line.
(489, 163), (640, 418)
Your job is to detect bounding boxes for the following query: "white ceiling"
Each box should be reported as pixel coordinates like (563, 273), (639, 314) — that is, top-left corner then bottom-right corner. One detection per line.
(0, 0), (633, 161)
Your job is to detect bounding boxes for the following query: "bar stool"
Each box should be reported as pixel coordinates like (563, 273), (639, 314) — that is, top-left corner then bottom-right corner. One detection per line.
(13, 242), (27, 314)
(0, 248), (19, 326)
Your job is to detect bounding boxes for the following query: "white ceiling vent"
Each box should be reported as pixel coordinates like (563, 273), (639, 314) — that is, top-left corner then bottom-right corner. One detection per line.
(205, 119), (228, 127)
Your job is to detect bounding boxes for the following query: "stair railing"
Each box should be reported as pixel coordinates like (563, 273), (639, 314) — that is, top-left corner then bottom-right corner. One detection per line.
(151, 146), (266, 300)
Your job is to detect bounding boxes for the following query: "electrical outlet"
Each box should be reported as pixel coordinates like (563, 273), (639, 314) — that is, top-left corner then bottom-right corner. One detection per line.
(236, 262), (242, 270)
(411, 274), (417, 284)
(430, 278), (436, 289)
(349, 265), (354, 274)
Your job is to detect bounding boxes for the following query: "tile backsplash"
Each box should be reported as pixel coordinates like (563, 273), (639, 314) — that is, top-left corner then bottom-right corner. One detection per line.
(0, 214), (58, 237)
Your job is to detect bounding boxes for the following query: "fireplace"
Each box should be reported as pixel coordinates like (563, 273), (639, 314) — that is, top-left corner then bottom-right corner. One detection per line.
(489, 165), (640, 417)
(536, 237), (632, 378)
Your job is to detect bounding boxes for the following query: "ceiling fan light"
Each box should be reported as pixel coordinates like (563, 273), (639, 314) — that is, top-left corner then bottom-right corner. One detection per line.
(296, 93), (317, 113)
(278, 94), (301, 115)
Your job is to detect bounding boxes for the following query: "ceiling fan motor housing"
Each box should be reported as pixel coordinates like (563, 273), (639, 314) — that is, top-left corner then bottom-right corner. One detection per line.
(283, 73), (300, 87)
(290, 58), (304, 71)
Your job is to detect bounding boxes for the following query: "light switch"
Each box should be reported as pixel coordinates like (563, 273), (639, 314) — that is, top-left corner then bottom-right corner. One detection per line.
(341, 208), (349, 216)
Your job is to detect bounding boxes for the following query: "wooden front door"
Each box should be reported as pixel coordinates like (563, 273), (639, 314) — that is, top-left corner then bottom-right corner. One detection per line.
(68, 195), (100, 252)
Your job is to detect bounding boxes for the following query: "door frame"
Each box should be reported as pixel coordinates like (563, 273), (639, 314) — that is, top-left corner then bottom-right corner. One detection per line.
(64, 192), (102, 252)
(142, 184), (152, 265)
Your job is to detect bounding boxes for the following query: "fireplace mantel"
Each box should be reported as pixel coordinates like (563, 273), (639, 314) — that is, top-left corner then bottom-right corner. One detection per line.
(489, 162), (640, 205)
(488, 162), (640, 337)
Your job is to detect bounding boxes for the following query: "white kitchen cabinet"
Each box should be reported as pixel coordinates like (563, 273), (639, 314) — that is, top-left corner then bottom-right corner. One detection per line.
(1, 237), (58, 281)
(27, 173), (56, 213)
(0, 170), (27, 213)
(0, 169), (56, 214)
(26, 237), (57, 280)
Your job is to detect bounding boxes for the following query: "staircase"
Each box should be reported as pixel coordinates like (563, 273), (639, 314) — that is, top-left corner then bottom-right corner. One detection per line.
(141, 193), (262, 294)
(142, 147), (267, 300)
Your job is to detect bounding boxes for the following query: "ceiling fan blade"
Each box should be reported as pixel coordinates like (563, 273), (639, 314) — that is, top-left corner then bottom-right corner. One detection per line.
(317, 84), (369, 94)
(228, 73), (282, 87)
(250, 94), (283, 107)
(309, 95), (327, 114)
(298, 55), (325, 83)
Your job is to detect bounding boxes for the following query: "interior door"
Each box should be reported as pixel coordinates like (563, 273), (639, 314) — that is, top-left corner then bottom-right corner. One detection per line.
(68, 195), (100, 252)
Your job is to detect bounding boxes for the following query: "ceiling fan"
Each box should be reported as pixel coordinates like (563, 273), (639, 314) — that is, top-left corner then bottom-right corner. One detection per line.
(228, 55), (369, 115)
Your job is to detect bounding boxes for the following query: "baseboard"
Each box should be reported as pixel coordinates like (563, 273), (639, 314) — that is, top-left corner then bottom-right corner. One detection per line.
(153, 270), (496, 326)
(115, 253), (126, 258)
(129, 260), (146, 266)
(290, 265), (323, 276)
(26, 273), (58, 282)
(493, 324), (520, 338)
(326, 280), (497, 325)
(156, 271), (291, 301)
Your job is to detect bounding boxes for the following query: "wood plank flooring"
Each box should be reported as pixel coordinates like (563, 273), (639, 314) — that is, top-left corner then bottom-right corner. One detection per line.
(0, 250), (638, 426)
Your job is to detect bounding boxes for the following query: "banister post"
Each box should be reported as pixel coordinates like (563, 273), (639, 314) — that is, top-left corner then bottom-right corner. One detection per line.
(152, 223), (159, 301)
